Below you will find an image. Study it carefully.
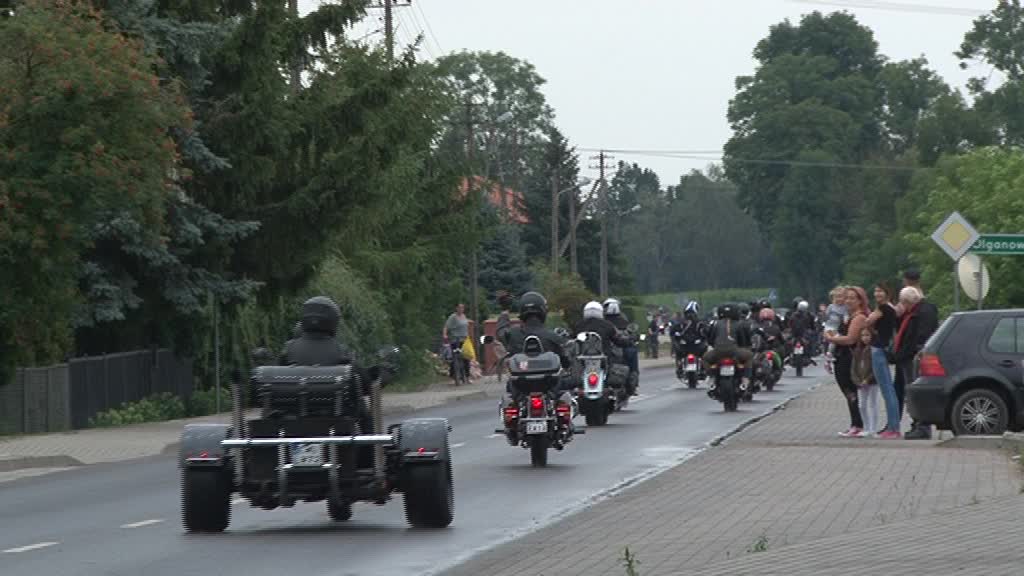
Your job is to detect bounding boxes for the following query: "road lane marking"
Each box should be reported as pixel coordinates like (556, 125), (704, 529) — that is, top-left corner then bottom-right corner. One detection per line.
(121, 519), (164, 529)
(451, 442), (466, 449)
(630, 394), (652, 404)
(3, 542), (58, 554)
(232, 497), (247, 505)
(486, 433), (503, 438)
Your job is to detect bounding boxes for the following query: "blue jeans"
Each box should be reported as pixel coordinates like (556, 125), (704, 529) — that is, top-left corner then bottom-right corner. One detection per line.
(624, 346), (639, 375)
(871, 346), (900, 432)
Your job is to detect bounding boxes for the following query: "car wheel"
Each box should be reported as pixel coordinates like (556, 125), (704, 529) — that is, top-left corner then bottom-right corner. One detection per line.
(951, 388), (1009, 436)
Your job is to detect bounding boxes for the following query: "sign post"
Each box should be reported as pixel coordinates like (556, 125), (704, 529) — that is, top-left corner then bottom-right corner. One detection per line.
(931, 212), (980, 313)
(969, 234), (1024, 255)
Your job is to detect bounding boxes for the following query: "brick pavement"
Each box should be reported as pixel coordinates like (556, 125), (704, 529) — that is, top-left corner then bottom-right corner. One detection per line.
(441, 381), (1022, 576)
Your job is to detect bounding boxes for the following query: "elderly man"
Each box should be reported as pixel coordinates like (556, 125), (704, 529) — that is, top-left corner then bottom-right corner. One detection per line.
(892, 284), (939, 439)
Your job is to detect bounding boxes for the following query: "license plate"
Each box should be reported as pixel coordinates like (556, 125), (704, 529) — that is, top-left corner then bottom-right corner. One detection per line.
(686, 363), (696, 371)
(720, 365), (735, 376)
(526, 421), (547, 435)
(795, 347), (804, 355)
(290, 443), (323, 466)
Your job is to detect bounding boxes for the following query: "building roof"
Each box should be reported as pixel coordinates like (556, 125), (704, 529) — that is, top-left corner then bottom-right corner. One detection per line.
(458, 176), (529, 224)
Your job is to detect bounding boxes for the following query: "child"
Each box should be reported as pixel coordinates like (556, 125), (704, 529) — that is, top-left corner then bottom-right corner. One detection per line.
(823, 286), (848, 367)
(851, 327), (879, 438)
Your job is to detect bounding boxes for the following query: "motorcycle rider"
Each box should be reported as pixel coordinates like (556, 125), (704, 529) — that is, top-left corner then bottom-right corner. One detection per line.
(502, 290), (573, 392)
(604, 298), (640, 395)
(703, 303), (754, 387)
(574, 301), (630, 357)
(756, 307), (785, 373)
(280, 296), (371, 431)
(670, 302), (708, 377)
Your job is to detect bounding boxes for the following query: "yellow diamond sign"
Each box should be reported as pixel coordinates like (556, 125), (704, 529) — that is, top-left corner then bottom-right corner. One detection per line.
(931, 212), (980, 261)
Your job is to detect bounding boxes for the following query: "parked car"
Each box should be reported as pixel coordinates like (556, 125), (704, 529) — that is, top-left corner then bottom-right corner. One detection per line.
(907, 309), (1024, 436)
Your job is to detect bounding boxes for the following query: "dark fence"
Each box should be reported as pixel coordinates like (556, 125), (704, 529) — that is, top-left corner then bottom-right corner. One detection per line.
(0, 349), (193, 434)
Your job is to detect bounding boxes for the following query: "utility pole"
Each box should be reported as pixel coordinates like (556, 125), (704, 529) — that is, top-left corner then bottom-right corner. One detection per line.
(551, 158), (561, 274)
(464, 97), (481, 358)
(369, 0), (411, 63)
(590, 150), (614, 298)
(569, 175), (578, 275)
(288, 0), (300, 92)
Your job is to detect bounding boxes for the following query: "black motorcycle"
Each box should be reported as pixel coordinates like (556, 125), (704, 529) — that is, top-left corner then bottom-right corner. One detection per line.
(707, 353), (743, 412)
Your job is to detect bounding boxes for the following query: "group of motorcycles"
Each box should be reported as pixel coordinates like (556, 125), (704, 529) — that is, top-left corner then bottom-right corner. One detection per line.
(484, 321), (642, 467)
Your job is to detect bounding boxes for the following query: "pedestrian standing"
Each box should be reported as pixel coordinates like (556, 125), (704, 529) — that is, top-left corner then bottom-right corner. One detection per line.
(851, 327), (879, 438)
(825, 286), (870, 437)
(866, 282), (901, 438)
(892, 286), (939, 439)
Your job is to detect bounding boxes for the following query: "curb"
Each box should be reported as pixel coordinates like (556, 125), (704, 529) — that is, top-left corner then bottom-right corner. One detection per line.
(708, 381), (824, 447)
(0, 454), (84, 472)
(937, 433), (1024, 451)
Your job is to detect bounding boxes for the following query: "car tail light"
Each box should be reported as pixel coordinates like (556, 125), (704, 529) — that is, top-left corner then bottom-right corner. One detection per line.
(687, 354), (695, 362)
(919, 353), (946, 377)
(721, 358), (734, 366)
(503, 406), (519, 421)
(530, 395), (544, 415)
(588, 373), (599, 387)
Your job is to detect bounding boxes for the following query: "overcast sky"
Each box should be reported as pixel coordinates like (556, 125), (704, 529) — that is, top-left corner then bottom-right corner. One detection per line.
(301, 0), (1001, 186)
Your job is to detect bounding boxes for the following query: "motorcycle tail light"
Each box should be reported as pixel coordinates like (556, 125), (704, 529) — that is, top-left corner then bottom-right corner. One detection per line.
(766, 352), (774, 360)
(721, 358), (735, 366)
(687, 354), (695, 362)
(587, 373), (599, 387)
(556, 403), (571, 420)
(503, 406), (519, 421)
(530, 395), (544, 415)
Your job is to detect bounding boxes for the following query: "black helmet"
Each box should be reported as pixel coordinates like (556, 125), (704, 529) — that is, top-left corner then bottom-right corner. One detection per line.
(738, 303), (750, 317)
(759, 299), (772, 310)
(301, 296), (340, 335)
(519, 291), (548, 322)
(717, 303), (739, 320)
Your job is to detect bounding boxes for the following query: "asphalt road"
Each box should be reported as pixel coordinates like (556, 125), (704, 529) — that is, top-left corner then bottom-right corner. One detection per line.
(0, 363), (823, 576)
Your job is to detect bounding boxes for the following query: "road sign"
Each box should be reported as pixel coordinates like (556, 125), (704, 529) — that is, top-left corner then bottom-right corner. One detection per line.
(957, 253), (990, 302)
(931, 212), (980, 261)
(970, 234), (1024, 255)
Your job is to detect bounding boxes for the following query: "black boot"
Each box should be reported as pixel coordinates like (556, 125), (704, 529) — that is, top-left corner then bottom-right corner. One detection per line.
(904, 422), (932, 440)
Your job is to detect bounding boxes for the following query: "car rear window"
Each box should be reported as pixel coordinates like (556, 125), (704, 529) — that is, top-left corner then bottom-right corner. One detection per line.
(988, 318), (1016, 354)
(923, 315), (957, 352)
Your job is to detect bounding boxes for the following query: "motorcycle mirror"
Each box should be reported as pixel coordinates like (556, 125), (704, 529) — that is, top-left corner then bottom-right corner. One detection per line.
(576, 333), (587, 342)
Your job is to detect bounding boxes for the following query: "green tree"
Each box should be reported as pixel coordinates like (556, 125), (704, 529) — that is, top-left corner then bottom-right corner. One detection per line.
(0, 0), (189, 371)
(905, 148), (1024, 313)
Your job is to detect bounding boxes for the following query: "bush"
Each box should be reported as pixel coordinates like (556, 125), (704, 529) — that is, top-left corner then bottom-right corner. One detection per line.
(187, 386), (233, 417)
(88, 392), (187, 428)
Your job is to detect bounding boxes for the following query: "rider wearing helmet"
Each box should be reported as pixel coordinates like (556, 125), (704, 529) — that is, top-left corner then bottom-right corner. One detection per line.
(703, 303), (754, 375)
(575, 301), (629, 357)
(756, 307), (785, 371)
(788, 300), (814, 341)
(281, 296), (353, 366)
(503, 291), (570, 369)
(670, 301), (708, 371)
(603, 298), (640, 394)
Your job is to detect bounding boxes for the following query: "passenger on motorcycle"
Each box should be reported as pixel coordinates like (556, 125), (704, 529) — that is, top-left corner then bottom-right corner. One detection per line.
(574, 301), (630, 357)
(502, 291), (574, 400)
(604, 298), (640, 394)
(703, 303), (754, 378)
(671, 302), (708, 373)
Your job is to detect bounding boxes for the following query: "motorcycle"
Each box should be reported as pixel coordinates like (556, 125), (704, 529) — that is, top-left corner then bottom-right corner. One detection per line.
(707, 351), (744, 412)
(492, 335), (581, 467)
(789, 336), (809, 377)
(574, 332), (626, 426)
(751, 330), (781, 394)
(671, 327), (705, 389)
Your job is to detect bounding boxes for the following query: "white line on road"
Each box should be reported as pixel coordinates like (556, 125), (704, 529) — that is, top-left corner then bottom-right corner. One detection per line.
(451, 442), (467, 449)
(232, 497), (247, 505)
(3, 542), (58, 554)
(630, 394), (652, 404)
(121, 519), (164, 529)
(486, 433), (503, 438)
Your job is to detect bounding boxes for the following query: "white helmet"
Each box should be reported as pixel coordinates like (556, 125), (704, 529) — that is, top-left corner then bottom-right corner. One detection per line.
(603, 298), (621, 316)
(583, 301), (604, 320)
(798, 300), (809, 312)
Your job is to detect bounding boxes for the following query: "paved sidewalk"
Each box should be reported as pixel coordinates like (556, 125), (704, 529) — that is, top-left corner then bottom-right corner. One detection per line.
(442, 379), (1022, 576)
(0, 357), (675, 473)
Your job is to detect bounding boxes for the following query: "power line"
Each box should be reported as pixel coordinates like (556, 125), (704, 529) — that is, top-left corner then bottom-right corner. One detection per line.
(415, 1), (445, 55)
(406, 4), (442, 58)
(787, 0), (987, 16)
(578, 147), (923, 171)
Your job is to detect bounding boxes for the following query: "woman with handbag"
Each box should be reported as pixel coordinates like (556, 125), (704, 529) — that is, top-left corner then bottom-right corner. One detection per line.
(866, 283), (901, 439)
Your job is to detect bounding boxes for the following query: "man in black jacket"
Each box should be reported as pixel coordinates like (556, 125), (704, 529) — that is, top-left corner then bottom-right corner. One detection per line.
(893, 285), (939, 439)
(574, 301), (629, 357)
